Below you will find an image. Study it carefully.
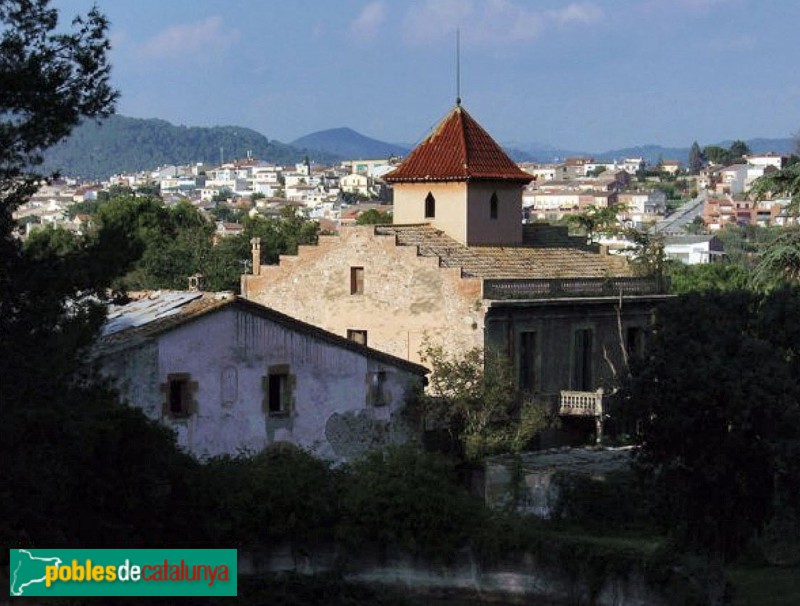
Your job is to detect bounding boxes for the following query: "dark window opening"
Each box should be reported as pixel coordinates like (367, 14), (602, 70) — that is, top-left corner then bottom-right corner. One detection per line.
(490, 192), (499, 219)
(268, 373), (289, 415)
(425, 192), (436, 218)
(164, 373), (194, 418)
(518, 331), (537, 392)
(348, 329), (368, 346)
(369, 370), (388, 406)
(572, 329), (593, 391)
(350, 266), (364, 295)
(626, 326), (645, 358)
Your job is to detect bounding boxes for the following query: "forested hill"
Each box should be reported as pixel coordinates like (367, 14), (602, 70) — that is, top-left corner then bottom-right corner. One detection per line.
(41, 115), (341, 180)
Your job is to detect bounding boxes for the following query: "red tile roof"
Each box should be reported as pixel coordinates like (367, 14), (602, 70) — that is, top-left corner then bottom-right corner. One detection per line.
(384, 105), (533, 184)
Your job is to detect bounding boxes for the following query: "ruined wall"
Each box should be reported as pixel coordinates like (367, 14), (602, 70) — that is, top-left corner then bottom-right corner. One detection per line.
(242, 226), (484, 364)
(102, 306), (423, 461)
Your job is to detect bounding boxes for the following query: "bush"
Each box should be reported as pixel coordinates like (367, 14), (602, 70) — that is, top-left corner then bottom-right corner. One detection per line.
(338, 445), (487, 562)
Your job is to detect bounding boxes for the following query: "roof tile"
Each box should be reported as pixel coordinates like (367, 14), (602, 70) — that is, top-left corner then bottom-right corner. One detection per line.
(384, 105), (533, 184)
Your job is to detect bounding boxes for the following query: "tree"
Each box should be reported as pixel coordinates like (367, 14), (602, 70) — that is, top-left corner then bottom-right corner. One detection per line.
(667, 261), (750, 294)
(621, 291), (800, 604)
(355, 208), (393, 225)
(0, 1), (205, 550)
(566, 202), (626, 243)
(729, 139), (750, 162)
(750, 161), (800, 216)
(688, 141), (704, 174)
(703, 145), (731, 166)
(752, 227), (800, 290)
(411, 344), (554, 460)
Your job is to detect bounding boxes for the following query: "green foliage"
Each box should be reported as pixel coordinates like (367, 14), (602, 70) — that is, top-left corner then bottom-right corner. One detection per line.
(194, 444), (339, 548)
(355, 208), (393, 225)
(622, 290), (800, 562)
(668, 261), (751, 294)
(0, 0), (116, 209)
(624, 229), (667, 280)
(688, 141), (704, 174)
(338, 445), (486, 561)
(415, 344), (554, 460)
(753, 227), (800, 290)
(566, 203), (626, 243)
(551, 470), (652, 532)
(750, 162), (800, 216)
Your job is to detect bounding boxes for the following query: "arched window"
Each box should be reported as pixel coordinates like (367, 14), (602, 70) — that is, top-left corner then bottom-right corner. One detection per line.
(490, 192), (499, 219)
(425, 192), (436, 218)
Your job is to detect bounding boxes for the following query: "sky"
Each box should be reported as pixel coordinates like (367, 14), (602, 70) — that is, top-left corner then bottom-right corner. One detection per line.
(50, 0), (800, 152)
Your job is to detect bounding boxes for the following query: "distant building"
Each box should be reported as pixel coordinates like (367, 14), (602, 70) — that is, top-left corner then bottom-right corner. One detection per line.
(664, 235), (724, 264)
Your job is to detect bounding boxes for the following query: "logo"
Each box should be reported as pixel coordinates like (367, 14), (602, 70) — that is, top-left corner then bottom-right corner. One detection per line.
(9, 549), (237, 597)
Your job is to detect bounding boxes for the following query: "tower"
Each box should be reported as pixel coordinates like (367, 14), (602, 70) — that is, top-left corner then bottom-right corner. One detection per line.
(384, 104), (533, 246)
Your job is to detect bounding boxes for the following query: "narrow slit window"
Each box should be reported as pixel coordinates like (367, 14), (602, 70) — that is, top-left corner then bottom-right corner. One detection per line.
(350, 266), (364, 295)
(490, 192), (499, 219)
(424, 192), (436, 218)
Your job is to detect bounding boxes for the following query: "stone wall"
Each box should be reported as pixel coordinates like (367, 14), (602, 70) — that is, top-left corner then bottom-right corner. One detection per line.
(239, 542), (671, 606)
(242, 225), (485, 364)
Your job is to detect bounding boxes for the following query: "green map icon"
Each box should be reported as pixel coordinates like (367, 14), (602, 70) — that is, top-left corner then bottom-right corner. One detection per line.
(10, 549), (63, 596)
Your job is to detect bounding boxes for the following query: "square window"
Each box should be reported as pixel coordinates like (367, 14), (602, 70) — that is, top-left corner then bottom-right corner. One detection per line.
(347, 329), (368, 346)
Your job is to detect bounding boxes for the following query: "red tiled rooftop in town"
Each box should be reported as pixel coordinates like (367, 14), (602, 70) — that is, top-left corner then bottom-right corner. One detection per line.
(384, 105), (533, 184)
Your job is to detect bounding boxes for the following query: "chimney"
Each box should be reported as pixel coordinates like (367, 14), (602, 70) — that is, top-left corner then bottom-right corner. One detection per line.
(188, 273), (204, 291)
(251, 237), (261, 276)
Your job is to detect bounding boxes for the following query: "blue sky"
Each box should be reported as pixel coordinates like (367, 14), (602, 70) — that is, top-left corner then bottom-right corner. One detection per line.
(51, 0), (800, 152)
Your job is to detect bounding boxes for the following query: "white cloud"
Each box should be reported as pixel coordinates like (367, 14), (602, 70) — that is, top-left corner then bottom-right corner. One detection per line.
(138, 17), (239, 60)
(350, 2), (388, 42)
(402, 0), (602, 46)
(548, 3), (603, 25)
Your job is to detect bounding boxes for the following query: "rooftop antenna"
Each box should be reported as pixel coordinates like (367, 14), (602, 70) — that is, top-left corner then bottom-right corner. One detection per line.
(456, 28), (461, 106)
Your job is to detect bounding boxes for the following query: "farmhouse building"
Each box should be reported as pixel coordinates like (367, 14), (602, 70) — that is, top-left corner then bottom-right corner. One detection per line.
(94, 291), (427, 461)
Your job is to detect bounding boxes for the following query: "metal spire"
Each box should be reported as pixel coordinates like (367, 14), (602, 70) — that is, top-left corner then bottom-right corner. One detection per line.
(456, 29), (461, 106)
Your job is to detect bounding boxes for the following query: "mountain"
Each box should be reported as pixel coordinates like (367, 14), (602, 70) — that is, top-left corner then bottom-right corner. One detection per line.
(291, 128), (409, 160)
(41, 115), (340, 180)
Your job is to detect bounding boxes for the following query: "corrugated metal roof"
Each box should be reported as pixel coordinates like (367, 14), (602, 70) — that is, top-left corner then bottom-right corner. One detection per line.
(384, 105), (533, 184)
(102, 291), (205, 336)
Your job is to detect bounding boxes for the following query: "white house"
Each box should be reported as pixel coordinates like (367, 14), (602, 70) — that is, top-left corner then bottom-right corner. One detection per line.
(95, 291), (428, 461)
(663, 235), (724, 264)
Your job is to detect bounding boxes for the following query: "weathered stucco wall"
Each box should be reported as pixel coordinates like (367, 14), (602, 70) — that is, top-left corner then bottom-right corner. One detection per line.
(466, 182), (524, 245)
(242, 226), (484, 364)
(392, 182), (468, 244)
(102, 306), (422, 461)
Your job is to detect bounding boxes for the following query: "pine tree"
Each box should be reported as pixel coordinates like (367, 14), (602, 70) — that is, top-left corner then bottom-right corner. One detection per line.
(688, 141), (704, 174)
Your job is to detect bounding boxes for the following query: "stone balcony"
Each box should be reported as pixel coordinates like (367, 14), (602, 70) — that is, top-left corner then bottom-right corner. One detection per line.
(483, 276), (666, 300)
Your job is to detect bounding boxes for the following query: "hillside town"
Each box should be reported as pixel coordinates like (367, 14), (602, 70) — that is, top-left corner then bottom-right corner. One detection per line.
(14, 140), (795, 275)
(6, 2), (800, 605)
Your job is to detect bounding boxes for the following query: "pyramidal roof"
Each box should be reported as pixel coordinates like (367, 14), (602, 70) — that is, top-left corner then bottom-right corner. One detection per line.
(384, 104), (533, 184)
